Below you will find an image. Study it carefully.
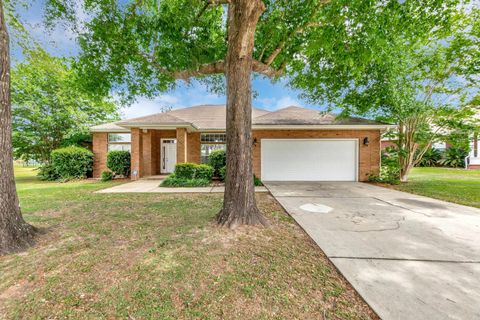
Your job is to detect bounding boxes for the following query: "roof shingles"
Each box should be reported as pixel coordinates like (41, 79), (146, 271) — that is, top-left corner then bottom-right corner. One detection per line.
(91, 104), (392, 132)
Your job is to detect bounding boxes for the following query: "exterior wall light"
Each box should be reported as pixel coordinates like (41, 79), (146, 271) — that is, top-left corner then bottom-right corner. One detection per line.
(363, 137), (369, 146)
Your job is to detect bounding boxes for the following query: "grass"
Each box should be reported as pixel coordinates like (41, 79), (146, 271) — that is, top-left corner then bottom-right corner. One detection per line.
(0, 166), (376, 319)
(392, 167), (480, 208)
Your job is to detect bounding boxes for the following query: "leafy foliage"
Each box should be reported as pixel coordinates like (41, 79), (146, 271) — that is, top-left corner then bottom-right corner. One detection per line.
(12, 48), (118, 162)
(101, 170), (113, 182)
(37, 163), (59, 181)
(253, 175), (263, 187)
(219, 166), (227, 181)
(438, 147), (469, 168)
(50, 146), (93, 180)
(417, 148), (443, 167)
(208, 149), (226, 177)
(174, 163), (214, 181)
(369, 147), (401, 185)
(106, 151), (131, 177)
(160, 174), (210, 188)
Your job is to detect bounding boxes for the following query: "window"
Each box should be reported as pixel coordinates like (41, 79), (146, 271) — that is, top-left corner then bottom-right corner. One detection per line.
(201, 133), (226, 143)
(108, 133), (131, 152)
(200, 133), (226, 164)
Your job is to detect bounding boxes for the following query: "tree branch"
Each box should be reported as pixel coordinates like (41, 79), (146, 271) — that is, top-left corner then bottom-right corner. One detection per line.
(263, 0), (328, 66)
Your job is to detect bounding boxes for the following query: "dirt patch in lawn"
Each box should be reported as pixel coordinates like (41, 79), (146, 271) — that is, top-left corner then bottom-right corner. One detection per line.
(1, 189), (377, 319)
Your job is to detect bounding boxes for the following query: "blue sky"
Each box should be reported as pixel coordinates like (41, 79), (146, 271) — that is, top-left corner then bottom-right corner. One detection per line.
(11, 1), (322, 120)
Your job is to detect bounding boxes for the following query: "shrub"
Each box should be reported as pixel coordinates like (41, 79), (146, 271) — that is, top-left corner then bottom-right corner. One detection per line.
(208, 149), (226, 176)
(370, 147), (400, 184)
(174, 163), (197, 179)
(219, 166), (227, 181)
(101, 170), (113, 182)
(37, 163), (59, 181)
(174, 163), (214, 180)
(107, 150), (131, 177)
(438, 147), (468, 168)
(193, 164), (214, 180)
(417, 148), (442, 167)
(253, 175), (263, 186)
(50, 146), (93, 180)
(160, 174), (210, 187)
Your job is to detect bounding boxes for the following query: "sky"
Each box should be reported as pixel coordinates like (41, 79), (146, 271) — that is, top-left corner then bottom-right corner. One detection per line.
(11, 1), (323, 120)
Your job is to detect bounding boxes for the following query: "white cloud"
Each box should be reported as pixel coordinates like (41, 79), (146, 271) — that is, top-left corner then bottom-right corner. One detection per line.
(120, 95), (182, 119)
(257, 96), (302, 111)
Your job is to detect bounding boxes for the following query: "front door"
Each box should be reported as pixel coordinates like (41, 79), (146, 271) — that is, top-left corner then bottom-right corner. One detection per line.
(161, 139), (177, 173)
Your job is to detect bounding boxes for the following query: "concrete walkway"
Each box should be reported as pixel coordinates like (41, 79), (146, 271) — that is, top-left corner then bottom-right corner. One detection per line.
(265, 181), (480, 320)
(96, 179), (268, 193)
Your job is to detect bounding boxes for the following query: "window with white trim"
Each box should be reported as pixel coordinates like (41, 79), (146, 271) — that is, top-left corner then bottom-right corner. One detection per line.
(200, 133), (226, 164)
(108, 133), (131, 152)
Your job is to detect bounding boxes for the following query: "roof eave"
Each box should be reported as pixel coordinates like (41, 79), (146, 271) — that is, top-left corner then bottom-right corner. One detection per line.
(252, 124), (397, 130)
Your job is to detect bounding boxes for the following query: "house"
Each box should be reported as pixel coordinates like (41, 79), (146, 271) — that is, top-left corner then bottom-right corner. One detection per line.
(90, 105), (395, 181)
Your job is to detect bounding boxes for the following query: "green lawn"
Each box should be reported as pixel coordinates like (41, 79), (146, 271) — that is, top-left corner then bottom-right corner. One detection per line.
(0, 166), (375, 319)
(393, 167), (480, 208)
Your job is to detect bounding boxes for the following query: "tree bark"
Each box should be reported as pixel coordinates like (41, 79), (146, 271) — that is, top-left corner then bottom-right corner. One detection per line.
(217, 0), (268, 229)
(0, 0), (35, 255)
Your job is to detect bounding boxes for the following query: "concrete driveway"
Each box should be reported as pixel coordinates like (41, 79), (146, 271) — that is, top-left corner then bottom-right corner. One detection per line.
(265, 182), (480, 320)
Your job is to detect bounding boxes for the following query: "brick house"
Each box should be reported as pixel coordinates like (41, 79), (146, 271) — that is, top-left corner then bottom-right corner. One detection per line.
(90, 105), (395, 181)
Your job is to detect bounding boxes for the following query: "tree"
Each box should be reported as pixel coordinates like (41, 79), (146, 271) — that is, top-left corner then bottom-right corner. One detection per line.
(0, 0), (35, 254)
(292, 3), (479, 182)
(44, 0), (466, 226)
(12, 48), (118, 163)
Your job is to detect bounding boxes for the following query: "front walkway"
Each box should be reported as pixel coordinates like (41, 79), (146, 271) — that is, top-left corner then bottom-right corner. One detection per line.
(97, 179), (268, 193)
(265, 181), (480, 320)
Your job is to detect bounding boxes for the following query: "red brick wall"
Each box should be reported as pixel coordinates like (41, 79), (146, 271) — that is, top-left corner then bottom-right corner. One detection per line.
(131, 128), (143, 180)
(176, 128), (187, 163)
(94, 128), (381, 181)
(187, 132), (201, 163)
(252, 129), (381, 182)
(92, 133), (108, 178)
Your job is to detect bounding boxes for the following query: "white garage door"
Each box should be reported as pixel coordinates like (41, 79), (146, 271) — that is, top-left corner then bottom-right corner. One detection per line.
(261, 139), (358, 181)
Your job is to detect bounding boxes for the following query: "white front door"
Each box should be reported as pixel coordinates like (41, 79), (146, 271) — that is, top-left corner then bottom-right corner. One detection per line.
(261, 139), (358, 181)
(161, 139), (177, 174)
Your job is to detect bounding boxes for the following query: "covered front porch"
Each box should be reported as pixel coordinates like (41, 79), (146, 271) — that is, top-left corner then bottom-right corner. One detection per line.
(130, 128), (200, 180)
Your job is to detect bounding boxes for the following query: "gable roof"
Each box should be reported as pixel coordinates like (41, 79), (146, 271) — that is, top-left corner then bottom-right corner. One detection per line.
(91, 104), (395, 132)
(252, 106), (385, 126)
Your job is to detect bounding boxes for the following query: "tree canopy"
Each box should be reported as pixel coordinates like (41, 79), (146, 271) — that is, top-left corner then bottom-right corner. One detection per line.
(12, 48), (119, 162)
(44, 0), (467, 102)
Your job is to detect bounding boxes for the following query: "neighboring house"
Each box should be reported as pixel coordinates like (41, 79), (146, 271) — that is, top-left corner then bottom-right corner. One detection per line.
(90, 105), (394, 182)
(466, 136), (480, 169)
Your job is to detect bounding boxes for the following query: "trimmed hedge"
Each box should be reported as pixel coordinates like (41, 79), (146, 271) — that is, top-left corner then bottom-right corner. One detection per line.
(160, 174), (210, 187)
(50, 146), (94, 180)
(208, 149), (226, 176)
(174, 163), (214, 181)
(107, 151), (131, 177)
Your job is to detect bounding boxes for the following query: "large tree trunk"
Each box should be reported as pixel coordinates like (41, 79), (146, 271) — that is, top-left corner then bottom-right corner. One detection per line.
(217, 0), (268, 229)
(0, 0), (35, 255)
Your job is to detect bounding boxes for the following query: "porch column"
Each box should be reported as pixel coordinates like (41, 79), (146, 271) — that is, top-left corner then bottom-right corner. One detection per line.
(142, 129), (153, 176)
(176, 128), (188, 163)
(131, 128), (143, 180)
(474, 132), (478, 158)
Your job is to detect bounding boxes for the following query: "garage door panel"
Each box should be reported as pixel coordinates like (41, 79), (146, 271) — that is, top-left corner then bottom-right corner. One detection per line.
(261, 139), (357, 181)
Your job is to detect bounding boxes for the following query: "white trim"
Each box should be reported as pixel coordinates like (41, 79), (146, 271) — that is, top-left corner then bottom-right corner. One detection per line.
(90, 128), (130, 133)
(260, 138), (359, 182)
(252, 124), (396, 130)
